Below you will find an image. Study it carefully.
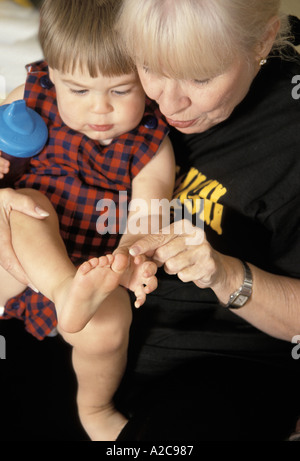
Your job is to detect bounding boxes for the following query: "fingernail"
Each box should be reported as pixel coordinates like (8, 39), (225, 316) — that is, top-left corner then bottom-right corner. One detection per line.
(129, 246), (140, 257)
(35, 207), (50, 217)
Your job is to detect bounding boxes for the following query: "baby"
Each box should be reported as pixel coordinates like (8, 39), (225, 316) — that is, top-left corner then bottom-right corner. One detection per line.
(0, 0), (175, 441)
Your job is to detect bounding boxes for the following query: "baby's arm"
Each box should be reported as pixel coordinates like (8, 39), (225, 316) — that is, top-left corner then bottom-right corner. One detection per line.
(0, 85), (25, 177)
(114, 136), (176, 305)
(117, 135), (175, 251)
(2, 85), (25, 105)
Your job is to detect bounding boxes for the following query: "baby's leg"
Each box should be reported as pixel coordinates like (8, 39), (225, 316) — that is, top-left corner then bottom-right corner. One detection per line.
(0, 187), (66, 307)
(55, 254), (129, 333)
(59, 286), (132, 441)
(9, 189), (129, 334)
(10, 188), (77, 303)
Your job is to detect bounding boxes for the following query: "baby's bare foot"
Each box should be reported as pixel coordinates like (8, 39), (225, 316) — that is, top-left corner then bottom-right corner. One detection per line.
(56, 255), (127, 333)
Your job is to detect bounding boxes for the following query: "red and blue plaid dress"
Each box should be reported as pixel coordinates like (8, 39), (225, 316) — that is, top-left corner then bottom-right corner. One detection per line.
(2, 61), (169, 340)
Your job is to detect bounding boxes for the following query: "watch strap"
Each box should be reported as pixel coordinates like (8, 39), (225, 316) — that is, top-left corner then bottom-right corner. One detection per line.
(225, 261), (253, 309)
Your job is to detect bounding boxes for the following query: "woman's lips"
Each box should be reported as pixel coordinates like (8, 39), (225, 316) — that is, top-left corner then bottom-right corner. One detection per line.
(89, 124), (114, 132)
(165, 117), (198, 129)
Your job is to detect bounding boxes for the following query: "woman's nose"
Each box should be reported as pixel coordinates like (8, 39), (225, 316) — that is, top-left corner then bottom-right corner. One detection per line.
(158, 80), (191, 117)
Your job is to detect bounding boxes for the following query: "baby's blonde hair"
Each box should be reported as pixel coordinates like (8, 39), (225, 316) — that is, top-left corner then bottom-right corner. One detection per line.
(117, 0), (292, 80)
(39, 0), (134, 77)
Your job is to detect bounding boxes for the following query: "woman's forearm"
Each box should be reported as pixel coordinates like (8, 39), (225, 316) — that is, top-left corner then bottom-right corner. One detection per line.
(212, 255), (300, 342)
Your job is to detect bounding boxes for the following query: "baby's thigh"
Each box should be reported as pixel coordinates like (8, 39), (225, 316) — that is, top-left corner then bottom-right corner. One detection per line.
(58, 286), (133, 356)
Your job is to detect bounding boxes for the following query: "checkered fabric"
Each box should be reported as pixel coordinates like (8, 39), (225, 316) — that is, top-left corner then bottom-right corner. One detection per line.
(2, 60), (169, 340)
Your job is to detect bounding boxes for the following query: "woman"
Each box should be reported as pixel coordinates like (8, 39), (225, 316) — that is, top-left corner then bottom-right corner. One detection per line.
(1, 0), (300, 441)
(113, 0), (300, 441)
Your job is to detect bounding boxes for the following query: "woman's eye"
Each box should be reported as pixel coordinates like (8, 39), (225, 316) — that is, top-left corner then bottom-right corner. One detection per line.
(112, 89), (131, 96)
(193, 79), (210, 86)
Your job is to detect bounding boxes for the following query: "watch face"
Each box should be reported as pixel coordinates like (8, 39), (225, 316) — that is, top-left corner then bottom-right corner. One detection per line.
(226, 261), (253, 308)
(231, 294), (249, 308)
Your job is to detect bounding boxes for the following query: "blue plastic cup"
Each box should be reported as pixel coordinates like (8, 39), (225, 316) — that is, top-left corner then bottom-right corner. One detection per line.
(0, 100), (48, 187)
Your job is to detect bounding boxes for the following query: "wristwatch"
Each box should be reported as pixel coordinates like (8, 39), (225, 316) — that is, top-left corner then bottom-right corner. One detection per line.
(225, 260), (253, 309)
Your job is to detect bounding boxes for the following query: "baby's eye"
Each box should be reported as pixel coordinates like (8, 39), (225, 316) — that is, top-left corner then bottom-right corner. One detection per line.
(70, 88), (88, 95)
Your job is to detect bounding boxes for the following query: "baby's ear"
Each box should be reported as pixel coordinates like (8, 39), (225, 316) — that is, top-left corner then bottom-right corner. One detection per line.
(48, 67), (54, 82)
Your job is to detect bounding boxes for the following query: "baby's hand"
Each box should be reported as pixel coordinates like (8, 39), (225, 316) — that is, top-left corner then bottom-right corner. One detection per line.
(0, 153), (10, 179)
(112, 249), (158, 308)
(125, 255), (158, 308)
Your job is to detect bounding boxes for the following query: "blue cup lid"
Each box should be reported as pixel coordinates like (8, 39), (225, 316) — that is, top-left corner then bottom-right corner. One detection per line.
(0, 100), (48, 158)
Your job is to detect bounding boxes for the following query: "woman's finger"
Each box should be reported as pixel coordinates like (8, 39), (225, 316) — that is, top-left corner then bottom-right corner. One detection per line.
(1, 188), (49, 218)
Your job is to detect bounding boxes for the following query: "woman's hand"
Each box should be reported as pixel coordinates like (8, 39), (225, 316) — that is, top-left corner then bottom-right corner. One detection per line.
(129, 219), (300, 341)
(0, 188), (49, 284)
(129, 219), (230, 290)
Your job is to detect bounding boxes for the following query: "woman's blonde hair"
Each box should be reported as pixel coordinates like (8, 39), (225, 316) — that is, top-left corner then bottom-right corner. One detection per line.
(117, 0), (292, 80)
(39, 0), (134, 77)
